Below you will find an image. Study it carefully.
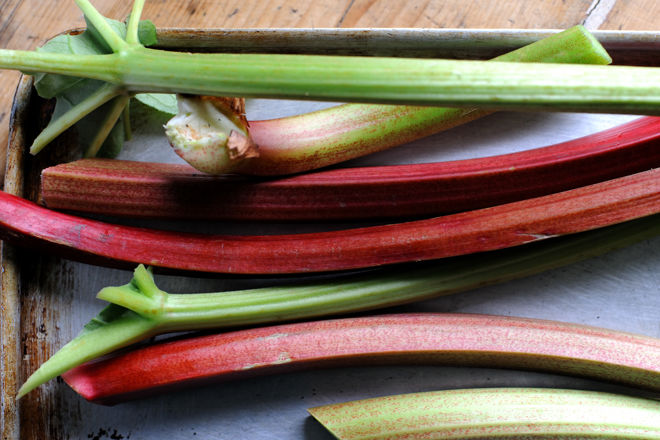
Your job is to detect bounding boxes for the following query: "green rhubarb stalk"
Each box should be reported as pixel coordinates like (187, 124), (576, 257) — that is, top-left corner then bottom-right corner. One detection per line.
(1, 0), (660, 146)
(16, 214), (660, 398)
(166, 24), (615, 175)
(309, 388), (660, 439)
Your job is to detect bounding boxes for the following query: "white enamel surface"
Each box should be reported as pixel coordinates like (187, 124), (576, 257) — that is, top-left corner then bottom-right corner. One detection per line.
(46, 102), (658, 439)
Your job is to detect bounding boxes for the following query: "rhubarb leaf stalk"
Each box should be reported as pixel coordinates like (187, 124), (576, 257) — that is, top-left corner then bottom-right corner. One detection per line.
(63, 315), (660, 404)
(16, 215), (660, 398)
(309, 388), (660, 439)
(166, 24), (615, 175)
(39, 116), (660, 220)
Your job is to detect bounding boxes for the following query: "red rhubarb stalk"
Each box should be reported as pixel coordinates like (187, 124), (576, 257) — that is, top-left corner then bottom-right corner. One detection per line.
(1, 168), (659, 274)
(62, 313), (660, 404)
(40, 116), (660, 220)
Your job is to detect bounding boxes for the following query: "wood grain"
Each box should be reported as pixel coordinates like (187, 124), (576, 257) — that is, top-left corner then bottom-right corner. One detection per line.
(0, 0), (657, 183)
(603, 0), (660, 30)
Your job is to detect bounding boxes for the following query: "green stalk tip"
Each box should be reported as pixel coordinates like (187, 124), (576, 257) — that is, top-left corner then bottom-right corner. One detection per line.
(16, 307), (156, 399)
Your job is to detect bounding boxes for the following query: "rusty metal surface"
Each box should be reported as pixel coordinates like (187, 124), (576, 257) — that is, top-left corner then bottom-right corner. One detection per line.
(1, 74), (31, 440)
(155, 28), (660, 65)
(1, 29), (660, 439)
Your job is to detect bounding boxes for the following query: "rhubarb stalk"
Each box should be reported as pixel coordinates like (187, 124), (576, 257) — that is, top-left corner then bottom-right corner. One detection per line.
(40, 116), (660, 220)
(164, 25), (613, 175)
(60, 313), (660, 404)
(1, 168), (659, 274)
(309, 388), (660, 439)
(10, 19), (657, 112)
(16, 215), (660, 399)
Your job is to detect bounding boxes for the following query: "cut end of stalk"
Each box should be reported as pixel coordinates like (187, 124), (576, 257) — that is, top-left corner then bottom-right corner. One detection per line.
(165, 95), (258, 174)
(567, 25), (612, 66)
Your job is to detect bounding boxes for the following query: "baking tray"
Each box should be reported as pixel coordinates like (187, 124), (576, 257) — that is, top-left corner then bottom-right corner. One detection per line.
(2, 28), (660, 439)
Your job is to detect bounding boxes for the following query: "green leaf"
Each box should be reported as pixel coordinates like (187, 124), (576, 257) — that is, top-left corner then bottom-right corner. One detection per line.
(134, 93), (178, 116)
(48, 79), (108, 120)
(137, 19), (157, 47)
(33, 34), (106, 99)
(82, 303), (137, 333)
(33, 15), (158, 156)
(44, 79), (125, 157)
(84, 100), (127, 158)
(84, 15), (126, 53)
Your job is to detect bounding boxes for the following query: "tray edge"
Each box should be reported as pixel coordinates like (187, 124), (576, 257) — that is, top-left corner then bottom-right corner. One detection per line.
(1, 74), (32, 440)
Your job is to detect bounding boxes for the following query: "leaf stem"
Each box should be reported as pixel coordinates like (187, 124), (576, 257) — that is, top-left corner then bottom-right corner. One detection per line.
(74, 0), (127, 52)
(29, 83), (123, 154)
(0, 49), (119, 83)
(84, 94), (130, 157)
(125, 0), (146, 46)
(120, 46), (660, 114)
(122, 100), (132, 140)
(1, 43), (659, 114)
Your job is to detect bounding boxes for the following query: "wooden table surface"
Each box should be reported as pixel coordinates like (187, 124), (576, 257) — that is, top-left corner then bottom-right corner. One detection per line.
(0, 0), (658, 178)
